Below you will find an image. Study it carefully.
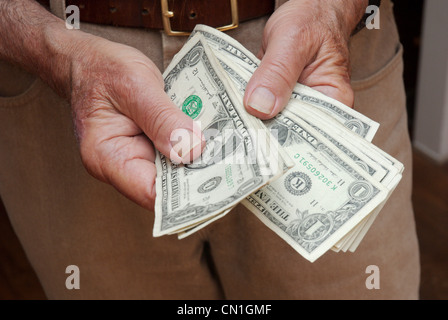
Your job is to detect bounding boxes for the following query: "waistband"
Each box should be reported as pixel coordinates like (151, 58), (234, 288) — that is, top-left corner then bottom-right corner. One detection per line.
(37, 0), (275, 36)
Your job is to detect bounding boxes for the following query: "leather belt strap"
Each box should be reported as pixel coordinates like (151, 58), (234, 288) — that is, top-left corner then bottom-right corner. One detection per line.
(56, 0), (275, 34)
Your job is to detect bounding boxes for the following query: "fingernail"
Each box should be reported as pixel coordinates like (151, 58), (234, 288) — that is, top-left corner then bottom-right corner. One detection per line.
(170, 128), (203, 164)
(248, 87), (276, 115)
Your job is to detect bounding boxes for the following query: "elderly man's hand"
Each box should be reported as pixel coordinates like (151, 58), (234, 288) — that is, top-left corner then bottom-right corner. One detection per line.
(0, 0), (204, 211)
(244, 0), (368, 119)
(67, 34), (204, 210)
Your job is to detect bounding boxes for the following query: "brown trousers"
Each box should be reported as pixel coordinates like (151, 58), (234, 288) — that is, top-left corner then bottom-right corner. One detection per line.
(0, 0), (420, 299)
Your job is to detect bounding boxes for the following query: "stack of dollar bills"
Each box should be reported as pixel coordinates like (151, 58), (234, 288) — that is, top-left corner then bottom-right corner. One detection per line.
(153, 25), (403, 262)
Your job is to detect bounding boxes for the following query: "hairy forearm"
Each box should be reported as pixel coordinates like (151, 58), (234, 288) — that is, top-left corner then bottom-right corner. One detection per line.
(0, 0), (81, 98)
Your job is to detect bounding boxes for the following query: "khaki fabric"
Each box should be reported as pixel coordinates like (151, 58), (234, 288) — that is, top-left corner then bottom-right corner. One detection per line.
(0, 0), (419, 299)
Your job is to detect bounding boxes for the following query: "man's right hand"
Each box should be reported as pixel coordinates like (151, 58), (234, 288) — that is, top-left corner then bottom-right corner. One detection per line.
(0, 0), (204, 211)
(67, 34), (205, 211)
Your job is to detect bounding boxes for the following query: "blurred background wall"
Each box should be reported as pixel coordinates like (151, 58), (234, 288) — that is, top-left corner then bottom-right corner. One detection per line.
(412, 0), (448, 163)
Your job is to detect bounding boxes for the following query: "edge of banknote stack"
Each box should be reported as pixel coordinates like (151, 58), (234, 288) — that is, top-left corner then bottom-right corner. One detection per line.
(153, 25), (404, 263)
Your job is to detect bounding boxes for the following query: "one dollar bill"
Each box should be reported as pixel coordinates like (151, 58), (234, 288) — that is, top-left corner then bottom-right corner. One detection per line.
(153, 34), (290, 237)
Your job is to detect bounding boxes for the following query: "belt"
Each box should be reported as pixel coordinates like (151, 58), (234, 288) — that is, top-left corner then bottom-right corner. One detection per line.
(38, 0), (275, 36)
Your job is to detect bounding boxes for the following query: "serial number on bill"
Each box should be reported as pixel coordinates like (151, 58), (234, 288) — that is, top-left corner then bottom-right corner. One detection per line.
(177, 304), (272, 317)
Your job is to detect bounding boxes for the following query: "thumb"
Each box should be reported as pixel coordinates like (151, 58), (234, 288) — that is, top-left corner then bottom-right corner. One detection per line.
(244, 32), (311, 120)
(129, 88), (205, 164)
(244, 29), (354, 120)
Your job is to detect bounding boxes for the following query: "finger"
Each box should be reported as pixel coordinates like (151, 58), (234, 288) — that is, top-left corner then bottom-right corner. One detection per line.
(119, 81), (205, 165)
(255, 47), (264, 60)
(103, 135), (158, 210)
(298, 47), (355, 107)
(245, 27), (354, 119)
(80, 126), (159, 211)
(244, 27), (315, 120)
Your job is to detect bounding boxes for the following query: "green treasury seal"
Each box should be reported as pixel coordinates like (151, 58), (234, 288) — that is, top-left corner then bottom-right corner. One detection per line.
(182, 95), (203, 119)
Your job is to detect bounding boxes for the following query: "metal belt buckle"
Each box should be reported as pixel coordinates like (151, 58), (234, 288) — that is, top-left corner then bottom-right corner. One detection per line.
(161, 0), (239, 36)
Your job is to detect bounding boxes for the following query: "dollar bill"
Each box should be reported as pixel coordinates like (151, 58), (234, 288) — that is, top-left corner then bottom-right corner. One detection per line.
(153, 33), (290, 237)
(291, 102), (402, 251)
(153, 26), (402, 262)
(242, 110), (389, 262)
(191, 25), (403, 256)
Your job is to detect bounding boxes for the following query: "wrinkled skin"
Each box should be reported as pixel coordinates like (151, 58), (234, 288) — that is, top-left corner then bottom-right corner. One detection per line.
(244, 0), (366, 119)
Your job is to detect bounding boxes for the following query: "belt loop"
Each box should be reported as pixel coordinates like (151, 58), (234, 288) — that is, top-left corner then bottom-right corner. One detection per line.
(50, 0), (67, 20)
